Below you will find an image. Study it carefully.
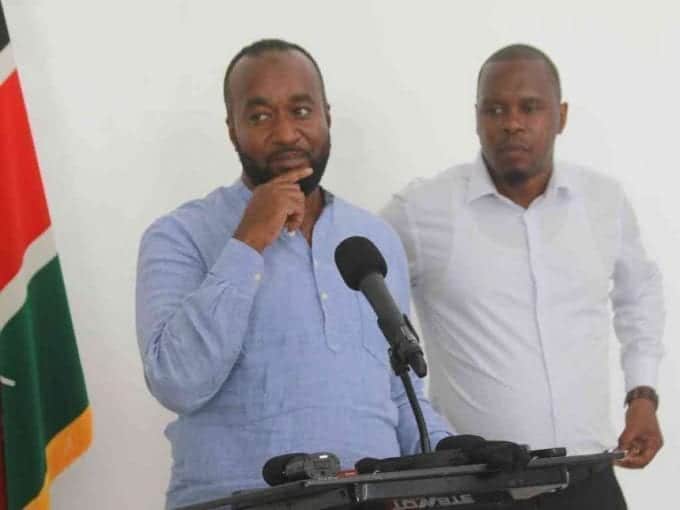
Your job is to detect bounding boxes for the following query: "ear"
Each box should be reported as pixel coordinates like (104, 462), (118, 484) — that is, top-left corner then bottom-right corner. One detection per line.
(324, 103), (332, 128)
(227, 116), (238, 146)
(558, 102), (568, 133)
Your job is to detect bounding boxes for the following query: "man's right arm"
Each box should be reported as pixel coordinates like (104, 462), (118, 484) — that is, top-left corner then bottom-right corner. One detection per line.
(136, 169), (311, 415)
(136, 224), (263, 415)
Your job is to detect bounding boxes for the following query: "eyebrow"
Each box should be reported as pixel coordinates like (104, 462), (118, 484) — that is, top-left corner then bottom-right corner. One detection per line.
(243, 93), (316, 111)
(479, 95), (546, 104)
(290, 93), (314, 104)
(244, 96), (271, 109)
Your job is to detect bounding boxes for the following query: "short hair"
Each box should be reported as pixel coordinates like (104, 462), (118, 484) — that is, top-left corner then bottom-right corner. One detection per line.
(223, 38), (328, 116)
(477, 44), (562, 101)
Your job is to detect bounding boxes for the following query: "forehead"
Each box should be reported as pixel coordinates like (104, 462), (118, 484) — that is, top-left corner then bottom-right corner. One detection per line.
(228, 50), (323, 108)
(477, 58), (559, 102)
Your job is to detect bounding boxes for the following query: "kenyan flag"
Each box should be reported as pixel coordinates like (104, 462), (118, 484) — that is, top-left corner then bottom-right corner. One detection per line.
(0, 3), (92, 509)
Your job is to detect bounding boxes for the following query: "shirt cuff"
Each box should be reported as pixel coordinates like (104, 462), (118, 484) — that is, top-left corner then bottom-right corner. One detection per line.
(623, 354), (660, 392)
(207, 238), (265, 293)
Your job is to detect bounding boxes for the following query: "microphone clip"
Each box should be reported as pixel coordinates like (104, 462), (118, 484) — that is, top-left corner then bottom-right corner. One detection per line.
(382, 313), (427, 378)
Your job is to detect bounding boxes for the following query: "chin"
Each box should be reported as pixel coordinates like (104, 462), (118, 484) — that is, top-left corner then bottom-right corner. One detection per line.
(501, 169), (530, 186)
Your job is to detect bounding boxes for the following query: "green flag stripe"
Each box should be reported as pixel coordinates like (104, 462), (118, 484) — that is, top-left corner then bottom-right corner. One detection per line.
(0, 227), (56, 333)
(0, 256), (88, 509)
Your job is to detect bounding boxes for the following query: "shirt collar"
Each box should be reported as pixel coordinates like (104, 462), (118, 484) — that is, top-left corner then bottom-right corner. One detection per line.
(465, 154), (500, 203)
(545, 160), (576, 199)
(465, 153), (576, 204)
(234, 178), (252, 203)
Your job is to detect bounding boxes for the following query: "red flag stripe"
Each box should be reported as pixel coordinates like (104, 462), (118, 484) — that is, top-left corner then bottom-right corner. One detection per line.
(0, 70), (51, 291)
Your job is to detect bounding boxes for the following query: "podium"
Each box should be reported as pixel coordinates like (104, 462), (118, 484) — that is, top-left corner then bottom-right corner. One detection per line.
(178, 451), (621, 510)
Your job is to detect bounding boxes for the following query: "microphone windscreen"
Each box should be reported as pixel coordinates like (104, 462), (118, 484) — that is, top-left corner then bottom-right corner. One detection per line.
(355, 450), (470, 474)
(335, 236), (387, 290)
(262, 453), (306, 486)
(469, 441), (531, 472)
(355, 457), (381, 474)
(436, 435), (486, 453)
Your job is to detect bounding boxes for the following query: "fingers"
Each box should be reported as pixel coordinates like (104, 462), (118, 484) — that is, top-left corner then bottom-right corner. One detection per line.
(616, 449), (652, 468)
(284, 192), (306, 232)
(616, 435), (663, 469)
(268, 172), (309, 232)
(271, 167), (313, 185)
(234, 168), (312, 251)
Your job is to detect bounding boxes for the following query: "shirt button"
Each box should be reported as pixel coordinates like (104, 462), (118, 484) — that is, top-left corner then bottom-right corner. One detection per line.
(254, 272), (262, 282)
(313, 259), (319, 268)
(321, 292), (329, 301)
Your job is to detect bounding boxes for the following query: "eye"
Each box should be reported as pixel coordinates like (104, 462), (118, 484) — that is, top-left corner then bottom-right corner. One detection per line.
(248, 112), (271, 124)
(522, 101), (542, 114)
(483, 105), (504, 116)
(293, 106), (312, 118)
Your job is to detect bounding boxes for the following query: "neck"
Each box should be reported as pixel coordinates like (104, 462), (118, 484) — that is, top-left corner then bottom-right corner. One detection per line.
(489, 167), (552, 209)
(300, 188), (324, 243)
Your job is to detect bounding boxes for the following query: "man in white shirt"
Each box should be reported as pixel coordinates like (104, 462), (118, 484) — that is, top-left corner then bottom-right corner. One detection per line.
(382, 44), (663, 509)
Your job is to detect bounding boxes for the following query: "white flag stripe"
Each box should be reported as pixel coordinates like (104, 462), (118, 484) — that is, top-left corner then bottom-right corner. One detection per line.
(0, 227), (57, 331)
(0, 375), (16, 387)
(0, 40), (14, 87)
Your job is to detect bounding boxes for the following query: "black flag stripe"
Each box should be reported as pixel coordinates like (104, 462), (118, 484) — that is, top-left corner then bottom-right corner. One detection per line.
(0, 1), (9, 53)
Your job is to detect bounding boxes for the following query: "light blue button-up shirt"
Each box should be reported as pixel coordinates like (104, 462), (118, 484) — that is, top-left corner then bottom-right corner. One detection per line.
(136, 181), (452, 509)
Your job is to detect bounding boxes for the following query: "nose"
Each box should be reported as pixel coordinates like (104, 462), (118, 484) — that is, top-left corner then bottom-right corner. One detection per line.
(502, 108), (525, 134)
(271, 115), (300, 146)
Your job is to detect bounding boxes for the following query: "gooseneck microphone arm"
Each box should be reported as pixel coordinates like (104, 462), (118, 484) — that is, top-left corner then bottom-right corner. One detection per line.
(359, 272), (431, 453)
(335, 236), (431, 454)
(397, 362), (431, 454)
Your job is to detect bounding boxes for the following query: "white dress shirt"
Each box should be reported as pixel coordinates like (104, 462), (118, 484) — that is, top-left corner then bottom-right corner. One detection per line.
(382, 156), (664, 454)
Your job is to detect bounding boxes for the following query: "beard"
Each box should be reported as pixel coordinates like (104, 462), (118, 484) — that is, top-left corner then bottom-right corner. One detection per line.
(502, 169), (530, 187)
(482, 154), (540, 188)
(235, 136), (331, 196)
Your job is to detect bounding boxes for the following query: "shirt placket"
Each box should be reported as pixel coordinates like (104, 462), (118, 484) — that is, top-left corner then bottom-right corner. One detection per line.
(523, 207), (559, 446)
(309, 207), (342, 353)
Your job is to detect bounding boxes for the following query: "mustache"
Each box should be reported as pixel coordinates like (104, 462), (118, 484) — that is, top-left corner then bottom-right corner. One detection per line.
(266, 148), (312, 163)
(497, 140), (530, 152)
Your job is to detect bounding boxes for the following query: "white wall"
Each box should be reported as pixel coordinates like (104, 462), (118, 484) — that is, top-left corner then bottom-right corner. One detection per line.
(4, 1), (679, 508)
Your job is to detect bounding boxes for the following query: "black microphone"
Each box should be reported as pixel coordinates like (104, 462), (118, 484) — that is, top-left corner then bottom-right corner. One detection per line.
(437, 435), (531, 472)
(334, 236), (427, 377)
(262, 452), (341, 486)
(436, 435), (486, 452)
(355, 448), (470, 474)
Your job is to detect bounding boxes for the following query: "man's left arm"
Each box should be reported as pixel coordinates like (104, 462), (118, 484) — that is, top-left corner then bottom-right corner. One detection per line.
(611, 195), (665, 468)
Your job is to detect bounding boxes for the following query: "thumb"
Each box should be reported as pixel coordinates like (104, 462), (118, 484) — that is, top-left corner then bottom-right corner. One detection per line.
(618, 426), (635, 449)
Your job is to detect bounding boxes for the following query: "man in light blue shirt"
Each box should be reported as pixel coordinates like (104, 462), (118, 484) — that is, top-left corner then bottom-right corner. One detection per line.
(136, 39), (452, 509)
